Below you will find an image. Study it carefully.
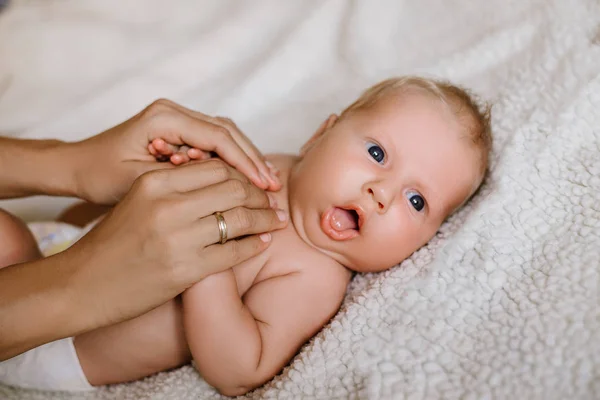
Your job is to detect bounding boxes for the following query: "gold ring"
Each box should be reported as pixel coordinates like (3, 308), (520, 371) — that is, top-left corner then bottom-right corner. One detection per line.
(214, 212), (228, 244)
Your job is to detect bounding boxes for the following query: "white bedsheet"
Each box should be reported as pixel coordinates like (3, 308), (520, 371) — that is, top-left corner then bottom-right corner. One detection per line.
(1, 0), (599, 399)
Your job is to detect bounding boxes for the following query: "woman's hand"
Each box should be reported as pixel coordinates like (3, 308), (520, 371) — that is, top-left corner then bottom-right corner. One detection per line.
(66, 159), (287, 330)
(147, 113), (281, 190)
(70, 99), (280, 205)
(0, 158), (287, 359)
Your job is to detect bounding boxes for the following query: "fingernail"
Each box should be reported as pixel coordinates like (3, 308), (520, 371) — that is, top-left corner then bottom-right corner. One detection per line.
(267, 194), (278, 209)
(276, 209), (287, 222)
(259, 233), (271, 242)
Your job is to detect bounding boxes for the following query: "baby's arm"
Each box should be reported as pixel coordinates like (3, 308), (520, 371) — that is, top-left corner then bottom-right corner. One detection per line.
(182, 266), (346, 397)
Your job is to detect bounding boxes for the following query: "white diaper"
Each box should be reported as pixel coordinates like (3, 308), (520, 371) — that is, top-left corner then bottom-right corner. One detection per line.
(0, 337), (93, 391)
(1, 222), (93, 391)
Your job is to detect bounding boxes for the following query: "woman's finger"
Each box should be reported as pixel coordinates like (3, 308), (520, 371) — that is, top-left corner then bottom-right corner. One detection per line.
(213, 116), (278, 188)
(174, 177), (278, 220)
(193, 206), (287, 246)
(139, 159), (254, 195)
(188, 234), (272, 281)
(148, 100), (277, 189)
(149, 112), (268, 189)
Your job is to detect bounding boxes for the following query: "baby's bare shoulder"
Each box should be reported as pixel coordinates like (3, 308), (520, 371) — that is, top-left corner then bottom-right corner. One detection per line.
(254, 248), (350, 303)
(244, 254), (350, 339)
(303, 256), (351, 292)
(265, 153), (299, 171)
(271, 253), (351, 303)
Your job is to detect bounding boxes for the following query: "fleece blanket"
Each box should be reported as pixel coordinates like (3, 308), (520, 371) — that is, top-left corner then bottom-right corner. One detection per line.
(1, 0), (599, 399)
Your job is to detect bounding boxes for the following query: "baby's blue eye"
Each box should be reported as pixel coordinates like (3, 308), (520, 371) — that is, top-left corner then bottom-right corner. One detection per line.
(406, 191), (425, 212)
(366, 143), (385, 163)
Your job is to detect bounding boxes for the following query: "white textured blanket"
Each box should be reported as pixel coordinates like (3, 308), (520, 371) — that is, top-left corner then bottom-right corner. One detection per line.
(1, 1), (599, 399)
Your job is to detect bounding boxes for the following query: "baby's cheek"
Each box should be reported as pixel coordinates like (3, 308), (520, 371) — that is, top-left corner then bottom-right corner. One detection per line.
(345, 238), (409, 272)
(369, 225), (430, 269)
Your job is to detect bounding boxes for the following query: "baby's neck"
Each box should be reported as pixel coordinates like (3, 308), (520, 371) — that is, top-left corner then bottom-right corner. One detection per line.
(264, 154), (300, 210)
(265, 154), (324, 253)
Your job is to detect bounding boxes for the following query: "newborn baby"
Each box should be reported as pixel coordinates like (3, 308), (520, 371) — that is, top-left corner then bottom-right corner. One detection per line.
(0, 76), (491, 396)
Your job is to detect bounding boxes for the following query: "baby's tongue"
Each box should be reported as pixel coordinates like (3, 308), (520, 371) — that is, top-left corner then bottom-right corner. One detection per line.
(330, 207), (357, 231)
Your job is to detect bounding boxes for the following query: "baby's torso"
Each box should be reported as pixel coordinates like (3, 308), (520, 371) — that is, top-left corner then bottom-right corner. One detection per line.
(231, 154), (350, 295)
(75, 155), (352, 386)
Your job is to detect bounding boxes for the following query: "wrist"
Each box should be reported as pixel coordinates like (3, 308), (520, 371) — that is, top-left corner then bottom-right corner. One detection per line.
(34, 140), (81, 198)
(0, 137), (80, 199)
(0, 252), (81, 359)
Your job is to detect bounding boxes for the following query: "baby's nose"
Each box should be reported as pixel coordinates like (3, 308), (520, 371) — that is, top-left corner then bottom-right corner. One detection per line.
(366, 183), (393, 212)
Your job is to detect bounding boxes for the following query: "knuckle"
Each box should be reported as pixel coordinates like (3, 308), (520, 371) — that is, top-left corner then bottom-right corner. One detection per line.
(214, 125), (231, 139)
(232, 208), (254, 231)
(164, 253), (190, 286)
(161, 231), (179, 253)
(137, 170), (168, 194)
(216, 116), (236, 128)
(149, 199), (173, 227)
(228, 179), (250, 201)
(167, 261), (189, 287)
(144, 98), (174, 118)
(228, 240), (242, 263)
(206, 159), (230, 181)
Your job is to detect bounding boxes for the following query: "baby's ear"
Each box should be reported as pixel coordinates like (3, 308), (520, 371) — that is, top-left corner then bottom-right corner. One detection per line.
(300, 114), (338, 155)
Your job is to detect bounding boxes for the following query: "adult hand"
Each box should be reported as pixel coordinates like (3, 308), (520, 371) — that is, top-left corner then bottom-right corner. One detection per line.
(146, 110), (281, 187)
(65, 159), (287, 330)
(70, 99), (280, 205)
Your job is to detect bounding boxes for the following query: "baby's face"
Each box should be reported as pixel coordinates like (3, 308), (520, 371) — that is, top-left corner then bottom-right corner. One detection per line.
(289, 92), (481, 272)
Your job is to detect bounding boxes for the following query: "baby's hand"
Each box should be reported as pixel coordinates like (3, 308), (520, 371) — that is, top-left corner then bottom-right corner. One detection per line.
(148, 138), (211, 165)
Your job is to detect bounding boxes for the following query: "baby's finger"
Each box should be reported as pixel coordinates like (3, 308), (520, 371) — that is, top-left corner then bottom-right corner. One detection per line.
(148, 143), (170, 162)
(188, 148), (211, 160)
(152, 138), (179, 156)
(146, 106), (267, 189)
(147, 100), (275, 188)
(170, 146), (192, 165)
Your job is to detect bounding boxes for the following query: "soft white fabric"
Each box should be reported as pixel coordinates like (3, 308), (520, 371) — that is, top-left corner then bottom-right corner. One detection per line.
(0, 0), (599, 399)
(27, 222), (82, 256)
(0, 338), (93, 392)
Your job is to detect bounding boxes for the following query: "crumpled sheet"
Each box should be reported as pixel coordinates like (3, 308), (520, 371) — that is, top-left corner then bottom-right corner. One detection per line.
(0, 0), (599, 399)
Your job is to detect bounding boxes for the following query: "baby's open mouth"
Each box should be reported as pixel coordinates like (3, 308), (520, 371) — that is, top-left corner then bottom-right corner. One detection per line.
(320, 206), (361, 241)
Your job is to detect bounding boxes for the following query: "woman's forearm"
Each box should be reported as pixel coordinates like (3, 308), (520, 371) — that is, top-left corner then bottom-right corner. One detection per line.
(0, 137), (79, 199)
(0, 250), (90, 360)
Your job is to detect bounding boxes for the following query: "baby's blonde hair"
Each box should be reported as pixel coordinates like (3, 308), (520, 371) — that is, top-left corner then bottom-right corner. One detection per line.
(341, 76), (492, 179)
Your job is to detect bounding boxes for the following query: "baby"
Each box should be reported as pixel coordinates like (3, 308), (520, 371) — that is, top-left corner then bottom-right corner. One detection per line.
(0, 76), (491, 396)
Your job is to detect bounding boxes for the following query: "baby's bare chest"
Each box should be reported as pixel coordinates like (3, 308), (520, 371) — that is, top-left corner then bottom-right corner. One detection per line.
(231, 225), (328, 296)
(231, 153), (348, 295)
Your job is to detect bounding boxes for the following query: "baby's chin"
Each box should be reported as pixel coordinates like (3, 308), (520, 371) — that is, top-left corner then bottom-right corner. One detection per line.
(312, 230), (410, 273)
(338, 256), (401, 273)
